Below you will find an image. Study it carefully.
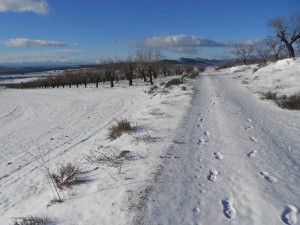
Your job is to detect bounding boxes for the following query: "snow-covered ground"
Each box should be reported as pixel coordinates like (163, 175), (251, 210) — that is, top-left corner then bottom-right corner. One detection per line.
(0, 77), (194, 224)
(222, 58), (300, 98)
(136, 62), (300, 225)
(1, 58), (299, 225)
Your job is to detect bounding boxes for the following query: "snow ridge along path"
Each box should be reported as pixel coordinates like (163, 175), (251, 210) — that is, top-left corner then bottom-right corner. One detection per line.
(136, 70), (300, 225)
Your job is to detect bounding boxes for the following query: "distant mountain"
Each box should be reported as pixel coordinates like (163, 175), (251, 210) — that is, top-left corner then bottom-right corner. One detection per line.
(0, 57), (227, 76)
(162, 57), (227, 66)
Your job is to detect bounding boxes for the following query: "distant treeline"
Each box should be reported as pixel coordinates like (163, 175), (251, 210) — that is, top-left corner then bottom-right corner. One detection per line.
(4, 50), (205, 89)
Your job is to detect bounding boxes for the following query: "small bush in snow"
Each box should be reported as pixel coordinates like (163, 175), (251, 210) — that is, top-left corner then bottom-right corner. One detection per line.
(261, 91), (277, 100)
(13, 215), (52, 225)
(107, 119), (133, 140)
(51, 162), (82, 190)
(165, 78), (182, 87)
(147, 85), (158, 94)
(277, 93), (300, 110)
(186, 71), (199, 79)
(181, 86), (187, 91)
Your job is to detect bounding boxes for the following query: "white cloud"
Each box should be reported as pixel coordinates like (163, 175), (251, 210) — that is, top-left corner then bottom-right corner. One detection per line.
(0, 0), (49, 15)
(143, 34), (224, 48)
(114, 34), (226, 55)
(4, 38), (77, 47)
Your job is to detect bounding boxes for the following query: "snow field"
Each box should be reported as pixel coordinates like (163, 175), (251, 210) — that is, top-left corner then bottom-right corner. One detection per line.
(0, 76), (194, 224)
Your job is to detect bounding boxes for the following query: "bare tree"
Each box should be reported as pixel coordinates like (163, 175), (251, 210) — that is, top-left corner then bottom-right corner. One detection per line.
(256, 45), (270, 63)
(135, 49), (147, 82)
(122, 56), (135, 86)
(267, 14), (300, 58)
(91, 68), (103, 88)
(135, 48), (161, 85)
(230, 44), (256, 65)
(103, 57), (117, 88)
(160, 62), (171, 76)
(264, 36), (285, 61)
(153, 49), (161, 79)
(296, 39), (300, 57)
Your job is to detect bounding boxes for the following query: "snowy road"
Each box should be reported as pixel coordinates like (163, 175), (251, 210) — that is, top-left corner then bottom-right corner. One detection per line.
(137, 71), (300, 225)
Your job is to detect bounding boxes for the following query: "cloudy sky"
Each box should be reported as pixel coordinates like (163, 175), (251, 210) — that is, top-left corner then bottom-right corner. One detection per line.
(0, 0), (298, 64)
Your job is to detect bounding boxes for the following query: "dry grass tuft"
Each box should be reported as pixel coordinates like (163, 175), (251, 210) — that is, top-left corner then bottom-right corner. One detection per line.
(165, 78), (182, 87)
(51, 163), (82, 190)
(277, 93), (300, 110)
(13, 215), (52, 225)
(107, 119), (133, 140)
(260, 91), (277, 100)
(147, 85), (159, 94)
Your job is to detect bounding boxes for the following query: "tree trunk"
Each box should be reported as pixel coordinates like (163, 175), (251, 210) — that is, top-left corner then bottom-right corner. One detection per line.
(285, 42), (295, 58)
(110, 79), (114, 88)
(148, 67), (153, 85)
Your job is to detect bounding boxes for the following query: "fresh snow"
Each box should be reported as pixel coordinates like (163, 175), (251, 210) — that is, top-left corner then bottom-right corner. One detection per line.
(0, 77), (193, 224)
(1, 58), (300, 225)
(136, 60), (300, 225)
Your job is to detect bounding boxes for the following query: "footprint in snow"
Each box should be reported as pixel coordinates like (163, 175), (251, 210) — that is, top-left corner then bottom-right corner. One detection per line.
(193, 207), (201, 214)
(204, 131), (210, 136)
(213, 152), (224, 160)
(247, 150), (257, 158)
(221, 194), (236, 219)
(245, 126), (253, 130)
(197, 124), (203, 128)
(246, 118), (252, 122)
(207, 170), (219, 181)
(282, 205), (298, 225)
(249, 136), (257, 142)
(259, 172), (277, 183)
(198, 138), (207, 145)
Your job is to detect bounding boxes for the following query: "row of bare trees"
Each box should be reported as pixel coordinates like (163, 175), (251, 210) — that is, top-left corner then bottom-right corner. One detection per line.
(6, 49), (204, 89)
(230, 14), (300, 64)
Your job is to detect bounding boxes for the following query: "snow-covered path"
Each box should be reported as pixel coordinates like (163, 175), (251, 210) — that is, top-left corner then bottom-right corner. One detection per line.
(137, 71), (300, 225)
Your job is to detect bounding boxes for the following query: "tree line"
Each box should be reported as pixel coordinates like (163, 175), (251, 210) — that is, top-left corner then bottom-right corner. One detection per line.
(230, 13), (300, 64)
(5, 49), (205, 89)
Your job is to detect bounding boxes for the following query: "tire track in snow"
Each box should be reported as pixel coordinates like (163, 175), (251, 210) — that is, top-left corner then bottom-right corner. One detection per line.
(0, 87), (146, 220)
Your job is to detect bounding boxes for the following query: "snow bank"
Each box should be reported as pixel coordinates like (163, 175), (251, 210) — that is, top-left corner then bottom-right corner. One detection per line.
(220, 58), (300, 97)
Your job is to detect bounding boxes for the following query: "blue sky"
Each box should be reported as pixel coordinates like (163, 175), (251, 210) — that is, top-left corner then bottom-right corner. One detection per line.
(0, 0), (299, 65)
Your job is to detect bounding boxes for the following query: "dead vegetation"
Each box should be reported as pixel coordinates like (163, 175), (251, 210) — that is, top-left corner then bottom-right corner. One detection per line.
(13, 215), (52, 225)
(50, 162), (82, 190)
(107, 119), (133, 140)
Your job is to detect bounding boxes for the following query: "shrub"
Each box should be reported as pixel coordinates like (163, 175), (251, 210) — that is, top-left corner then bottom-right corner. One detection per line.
(13, 215), (52, 225)
(215, 62), (234, 71)
(186, 71), (199, 79)
(165, 78), (182, 87)
(181, 86), (187, 91)
(107, 119), (133, 140)
(147, 85), (158, 94)
(261, 91), (277, 100)
(50, 162), (82, 190)
(277, 93), (300, 110)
